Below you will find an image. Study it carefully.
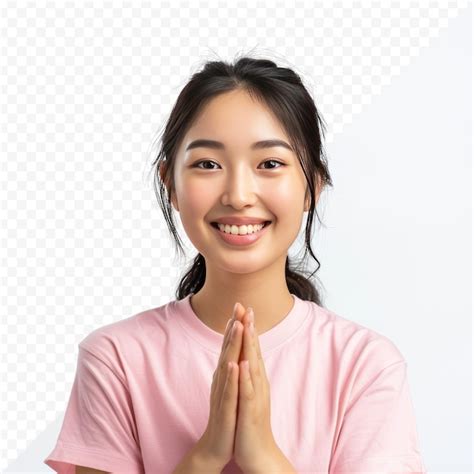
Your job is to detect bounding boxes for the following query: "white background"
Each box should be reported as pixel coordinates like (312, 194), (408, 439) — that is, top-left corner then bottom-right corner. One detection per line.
(0, 1), (471, 472)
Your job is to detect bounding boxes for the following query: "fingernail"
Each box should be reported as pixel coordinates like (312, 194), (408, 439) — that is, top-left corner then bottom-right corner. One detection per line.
(233, 302), (239, 315)
(248, 307), (254, 323)
(249, 321), (254, 335)
(232, 320), (238, 336)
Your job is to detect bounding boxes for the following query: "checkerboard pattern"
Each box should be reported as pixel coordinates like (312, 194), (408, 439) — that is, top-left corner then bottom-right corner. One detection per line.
(0, 0), (469, 469)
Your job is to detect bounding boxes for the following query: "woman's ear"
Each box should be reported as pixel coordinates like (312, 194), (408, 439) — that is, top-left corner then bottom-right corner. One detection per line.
(304, 173), (323, 212)
(169, 191), (179, 213)
(159, 161), (179, 212)
(172, 196), (179, 212)
(304, 190), (310, 212)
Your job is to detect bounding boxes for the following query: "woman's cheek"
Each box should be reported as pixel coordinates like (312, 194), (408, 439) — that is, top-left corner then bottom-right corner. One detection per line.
(182, 180), (214, 212)
(268, 179), (303, 213)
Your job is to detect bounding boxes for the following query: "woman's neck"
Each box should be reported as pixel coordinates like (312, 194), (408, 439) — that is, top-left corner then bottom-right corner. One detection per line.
(189, 286), (294, 336)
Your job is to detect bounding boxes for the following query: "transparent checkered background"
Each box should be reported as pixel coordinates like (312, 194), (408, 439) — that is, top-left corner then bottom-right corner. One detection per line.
(0, 0), (470, 470)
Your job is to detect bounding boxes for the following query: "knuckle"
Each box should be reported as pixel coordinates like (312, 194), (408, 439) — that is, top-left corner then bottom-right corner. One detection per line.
(244, 391), (256, 401)
(222, 386), (233, 401)
(220, 359), (228, 372)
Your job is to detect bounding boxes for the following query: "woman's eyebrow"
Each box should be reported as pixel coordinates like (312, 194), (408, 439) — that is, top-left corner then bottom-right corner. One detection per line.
(185, 138), (293, 152)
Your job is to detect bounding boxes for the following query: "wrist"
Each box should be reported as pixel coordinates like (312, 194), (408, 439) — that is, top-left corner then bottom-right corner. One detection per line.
(173, 444), (224, 474)
(264, 445), (297, 473)
(240, 445), (297, 474)
(190, 445), (225, 473)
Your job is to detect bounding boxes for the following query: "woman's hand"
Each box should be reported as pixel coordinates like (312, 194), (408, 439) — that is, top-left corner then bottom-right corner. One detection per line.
(198, 302), (283, 472)
(196, 302), (244, 470)
(233, 306), (280, 472)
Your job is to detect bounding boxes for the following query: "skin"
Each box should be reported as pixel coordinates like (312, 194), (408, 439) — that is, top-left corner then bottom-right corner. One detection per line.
(163, 88), (322, 337)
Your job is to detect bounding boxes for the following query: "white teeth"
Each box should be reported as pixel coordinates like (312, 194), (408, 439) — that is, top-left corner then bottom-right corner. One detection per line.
(216, 222), (266, 235)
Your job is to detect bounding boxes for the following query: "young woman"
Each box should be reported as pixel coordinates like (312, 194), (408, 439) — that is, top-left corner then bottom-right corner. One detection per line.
(44, 56), (426, 473)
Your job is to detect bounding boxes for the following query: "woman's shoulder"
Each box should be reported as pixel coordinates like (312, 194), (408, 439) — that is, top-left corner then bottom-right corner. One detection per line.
(78, 297), (181, 361)
(306, 299), (406, 368)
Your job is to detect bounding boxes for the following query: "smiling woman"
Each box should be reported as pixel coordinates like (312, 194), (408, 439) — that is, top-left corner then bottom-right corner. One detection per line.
(158, 82), (331, 313)
(44, 54), (426, 474)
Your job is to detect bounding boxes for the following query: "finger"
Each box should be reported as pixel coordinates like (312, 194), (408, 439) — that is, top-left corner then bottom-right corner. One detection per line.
(221, 302), (244, 354)
(233, 301), (246, 324)
(230, 302), (250, 360)
(243, 308), (260, 390)
(248, 308), (268, 383)
(218, 360), (238, 415)
(213, 303), (238, 388)
(221, 316), (235, 353)
(212, 319), (233, 408)
(224, 318), (244, 369)
(214, 302), (246, 390)
(214, 316), (233, 375)
(220, 301), (243, 356)
(239, 359), (254, 401)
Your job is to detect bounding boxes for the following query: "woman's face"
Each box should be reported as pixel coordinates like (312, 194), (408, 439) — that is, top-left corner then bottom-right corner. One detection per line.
(170, 89), (310, 275)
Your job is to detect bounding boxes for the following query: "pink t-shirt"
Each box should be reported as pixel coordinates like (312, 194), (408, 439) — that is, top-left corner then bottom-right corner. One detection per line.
(44, 293), (426, 473)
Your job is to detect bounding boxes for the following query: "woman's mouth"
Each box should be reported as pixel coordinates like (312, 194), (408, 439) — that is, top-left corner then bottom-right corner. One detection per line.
(210, 221), (272, 246)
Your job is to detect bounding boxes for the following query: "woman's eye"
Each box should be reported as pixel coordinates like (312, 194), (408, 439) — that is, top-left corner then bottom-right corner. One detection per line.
(193, 160), (219, 170)
(192, 159), (285, 170)
(261, 159), (285, 169)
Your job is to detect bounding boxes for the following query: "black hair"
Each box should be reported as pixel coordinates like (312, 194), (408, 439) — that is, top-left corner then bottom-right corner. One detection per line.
(151, 53), (333, 306)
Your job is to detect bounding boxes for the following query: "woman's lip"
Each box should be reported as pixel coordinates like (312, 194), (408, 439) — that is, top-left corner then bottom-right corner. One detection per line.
(211, 220), (272, 227)
(210, 221), (272, 246)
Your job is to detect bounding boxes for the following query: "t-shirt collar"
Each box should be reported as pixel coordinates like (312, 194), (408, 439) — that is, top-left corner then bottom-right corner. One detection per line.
(173, 292), (310, 354)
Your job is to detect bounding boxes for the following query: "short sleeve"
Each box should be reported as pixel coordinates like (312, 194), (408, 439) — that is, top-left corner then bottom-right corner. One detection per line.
(329, 360), (426, 473)
(44, 345), (144, 473)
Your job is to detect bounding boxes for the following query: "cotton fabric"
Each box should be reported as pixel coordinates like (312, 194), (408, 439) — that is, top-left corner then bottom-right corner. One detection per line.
(44, 293), (426, 473)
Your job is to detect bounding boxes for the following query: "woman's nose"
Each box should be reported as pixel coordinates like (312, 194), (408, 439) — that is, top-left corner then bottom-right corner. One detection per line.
(220, 170), (258, 208)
